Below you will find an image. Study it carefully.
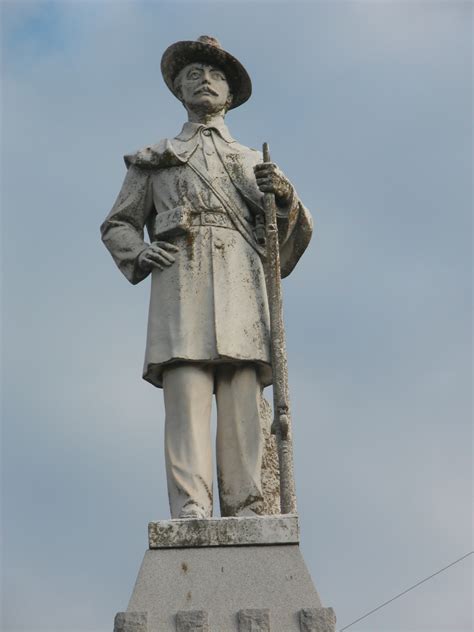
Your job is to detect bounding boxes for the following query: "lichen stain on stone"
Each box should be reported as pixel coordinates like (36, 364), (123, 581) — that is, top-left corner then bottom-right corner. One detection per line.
(219, 490), (265, 518)
(184, 230), (195, 260)
(197, 474), (213, 505)
(225, 154), (246, 184)
(260, 391), (281, 515)
(216, 472), (232, 517)
(181, 561), (188, 573)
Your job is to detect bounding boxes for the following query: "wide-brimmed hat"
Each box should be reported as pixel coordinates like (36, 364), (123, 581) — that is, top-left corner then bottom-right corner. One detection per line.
(161, 35), (252, 109)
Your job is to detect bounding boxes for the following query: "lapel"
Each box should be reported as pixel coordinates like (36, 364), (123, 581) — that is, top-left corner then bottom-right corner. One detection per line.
(214, 142), (264, 215)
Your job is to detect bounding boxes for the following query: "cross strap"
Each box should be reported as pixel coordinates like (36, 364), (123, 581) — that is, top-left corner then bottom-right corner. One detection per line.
(186, 154), (266, 258)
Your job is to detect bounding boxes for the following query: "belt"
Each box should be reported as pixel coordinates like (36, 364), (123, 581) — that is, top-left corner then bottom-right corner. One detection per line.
(191, 209), (236, 230)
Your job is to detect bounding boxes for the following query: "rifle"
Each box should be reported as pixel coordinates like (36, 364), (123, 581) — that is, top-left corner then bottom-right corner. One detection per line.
(262, 142), (297, 515)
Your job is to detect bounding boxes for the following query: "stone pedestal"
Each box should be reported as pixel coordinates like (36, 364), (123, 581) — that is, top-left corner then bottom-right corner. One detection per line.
(114, 516), (336, 632)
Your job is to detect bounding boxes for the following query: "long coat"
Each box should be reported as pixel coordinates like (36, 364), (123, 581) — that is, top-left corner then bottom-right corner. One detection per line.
(101, 122), (312, 388)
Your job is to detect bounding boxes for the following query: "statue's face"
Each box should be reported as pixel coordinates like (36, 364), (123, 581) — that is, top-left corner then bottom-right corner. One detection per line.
(177, 63), (232, 114)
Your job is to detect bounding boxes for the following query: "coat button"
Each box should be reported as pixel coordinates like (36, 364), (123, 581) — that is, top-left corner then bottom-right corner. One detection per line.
(214, 238), (224, 249)
(202, 129), (211, 136)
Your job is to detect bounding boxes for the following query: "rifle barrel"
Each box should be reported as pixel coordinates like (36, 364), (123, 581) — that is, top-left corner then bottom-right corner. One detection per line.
(262, 142), (297, 515)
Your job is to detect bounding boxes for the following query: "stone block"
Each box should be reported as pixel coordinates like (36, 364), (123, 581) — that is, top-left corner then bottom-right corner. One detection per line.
(114, 611), (148, 632)
(148, 515), (299, 548)
(238, 608), (270, 631)
(176, 609), (209, 631)
(299, 608), (336, 632)
(128, 544), (324, 630)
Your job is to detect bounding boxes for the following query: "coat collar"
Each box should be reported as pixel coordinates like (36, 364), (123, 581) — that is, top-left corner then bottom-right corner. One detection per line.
(174, 121), (236, 144)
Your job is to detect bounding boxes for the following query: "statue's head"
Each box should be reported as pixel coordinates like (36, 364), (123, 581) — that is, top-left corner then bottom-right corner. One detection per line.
(173, 62), (232, 115)
(161, 36), (252, 114)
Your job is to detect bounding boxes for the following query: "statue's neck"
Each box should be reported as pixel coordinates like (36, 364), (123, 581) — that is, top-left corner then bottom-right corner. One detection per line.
(187, 110), (226, 127)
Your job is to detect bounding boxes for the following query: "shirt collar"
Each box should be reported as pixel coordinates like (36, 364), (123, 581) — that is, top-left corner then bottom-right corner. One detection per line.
(175, 121), (236, 144)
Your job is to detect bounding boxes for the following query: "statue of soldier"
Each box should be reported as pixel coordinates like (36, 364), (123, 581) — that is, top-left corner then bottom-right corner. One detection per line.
(101, 36), (312, 520)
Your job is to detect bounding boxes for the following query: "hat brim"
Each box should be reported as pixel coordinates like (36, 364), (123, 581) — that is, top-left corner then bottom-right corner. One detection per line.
(161, 40), (252, 110)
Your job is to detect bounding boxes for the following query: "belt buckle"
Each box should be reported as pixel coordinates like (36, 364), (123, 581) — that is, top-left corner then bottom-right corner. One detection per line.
(203, 211), (221, 226)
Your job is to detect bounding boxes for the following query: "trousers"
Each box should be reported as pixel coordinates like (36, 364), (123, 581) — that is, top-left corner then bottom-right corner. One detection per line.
(162, 363), (264, 518)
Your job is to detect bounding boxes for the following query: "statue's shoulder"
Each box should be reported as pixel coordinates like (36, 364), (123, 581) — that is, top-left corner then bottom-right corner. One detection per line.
(224, 140), (263, 165)
(124, 138), (187, 170)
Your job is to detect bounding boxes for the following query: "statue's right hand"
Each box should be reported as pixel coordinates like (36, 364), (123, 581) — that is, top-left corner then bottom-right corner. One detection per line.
(138, 241), (179, 272)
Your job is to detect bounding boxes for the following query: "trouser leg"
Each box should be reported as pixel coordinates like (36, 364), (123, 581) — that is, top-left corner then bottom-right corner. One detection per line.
(215, 364), (264, 517)
(162, 363), (214, 519)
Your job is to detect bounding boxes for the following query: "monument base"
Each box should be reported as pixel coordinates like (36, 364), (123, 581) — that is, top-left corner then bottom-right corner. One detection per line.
(114, 516), (336, 632)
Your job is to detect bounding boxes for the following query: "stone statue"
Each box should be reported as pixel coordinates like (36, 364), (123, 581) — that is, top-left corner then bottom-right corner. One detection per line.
(101, 36), (312, 521)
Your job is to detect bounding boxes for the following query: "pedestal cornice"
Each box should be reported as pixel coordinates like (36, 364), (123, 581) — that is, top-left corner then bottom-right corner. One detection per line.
(148, 514), (299, 549)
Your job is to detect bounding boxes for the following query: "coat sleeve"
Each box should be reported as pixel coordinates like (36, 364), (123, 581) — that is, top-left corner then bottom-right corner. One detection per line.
(276, 186), (313, 279)
(100, 164), (155, 285)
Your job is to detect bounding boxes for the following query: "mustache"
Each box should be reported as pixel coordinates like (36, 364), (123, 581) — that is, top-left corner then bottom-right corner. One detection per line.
(194, 86), (219, 96)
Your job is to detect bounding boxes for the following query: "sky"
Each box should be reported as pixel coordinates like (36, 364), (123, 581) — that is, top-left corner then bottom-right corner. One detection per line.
(1, 1), (472, 631)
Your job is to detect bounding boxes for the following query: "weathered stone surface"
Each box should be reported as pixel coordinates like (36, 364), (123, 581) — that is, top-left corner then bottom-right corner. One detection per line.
(238, 608), (270, 631)
(114, 611), (148, 632)
(260, 392), (281, 515)
(148, 515), (299, 548)
(176, 610), (209, 631)
(127, 544), (323, 630)
(299, 608), (337, 632)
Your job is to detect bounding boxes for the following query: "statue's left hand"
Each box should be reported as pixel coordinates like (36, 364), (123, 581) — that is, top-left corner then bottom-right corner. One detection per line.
(254, 162), (293, 207)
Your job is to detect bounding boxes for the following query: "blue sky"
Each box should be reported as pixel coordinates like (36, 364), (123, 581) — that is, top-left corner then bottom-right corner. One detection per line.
(1, 1), (472, 631)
